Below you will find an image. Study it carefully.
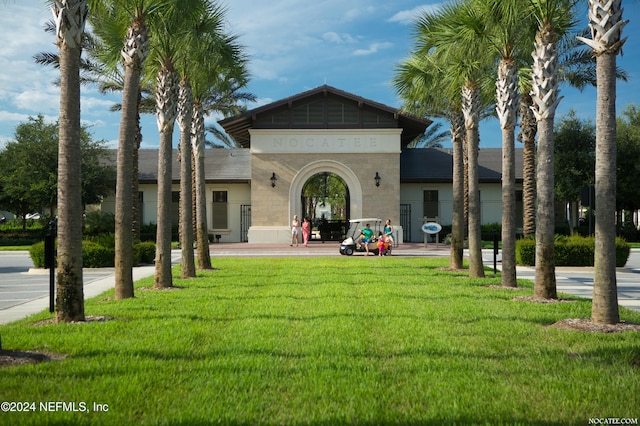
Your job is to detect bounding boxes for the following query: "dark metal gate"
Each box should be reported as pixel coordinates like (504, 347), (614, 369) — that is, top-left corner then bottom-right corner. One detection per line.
(400, 204), (412, 242)
(240, 204), (251, 242)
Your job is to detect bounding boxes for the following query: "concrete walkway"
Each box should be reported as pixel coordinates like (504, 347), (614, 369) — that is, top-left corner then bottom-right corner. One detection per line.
(1, 243), (638, 325)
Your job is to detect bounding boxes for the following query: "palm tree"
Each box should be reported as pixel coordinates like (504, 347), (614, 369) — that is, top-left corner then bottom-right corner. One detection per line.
(577, 0), (628, 324)
(177, 77), (196, 278)
(407, 122), (450, 148)
(148, 1), (202, 289)
(393, 52), (466, 270)
(49, 0), (88, 322)
(518, 91), (537, 238)
(188, 6), (253, 271)
(478, 0), (534, 287)
(530, 0), (579, 299)
(426, 1), (494, 278)
(89, 1), (152, 298)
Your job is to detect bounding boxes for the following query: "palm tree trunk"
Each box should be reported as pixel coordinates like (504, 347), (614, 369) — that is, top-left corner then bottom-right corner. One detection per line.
(463, 84), (484, 278)
(177, 79), (195, 278)
(585, 0), (627, 324)
(531, 24), (562, 299)
(193, 102), (212, 270)
(54, 0), (86, 322)
(450, 110), (465, 270)
(519, 93), (537, 238)
(154, 67), (178, 289)
(114, 63), (140, 299)
(534, 119), (557, 299)
(497, 59), (519, 288)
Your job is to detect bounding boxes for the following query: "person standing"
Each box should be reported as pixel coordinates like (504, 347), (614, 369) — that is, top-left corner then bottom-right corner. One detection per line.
(384, 219), (394, 246)
(290, 214), (301, 247)
(302, 217), (311, 247)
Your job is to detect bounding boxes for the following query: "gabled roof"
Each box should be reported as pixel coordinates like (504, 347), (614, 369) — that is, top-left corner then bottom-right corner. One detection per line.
(136, 149), (251, 183)
(218, 85), (431, 148)
(400, 148), (524, 183)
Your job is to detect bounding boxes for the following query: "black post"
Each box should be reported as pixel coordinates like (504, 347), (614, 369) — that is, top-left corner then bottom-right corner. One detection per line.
(44, 221), (56, 313)
(493, 230), (499, 275)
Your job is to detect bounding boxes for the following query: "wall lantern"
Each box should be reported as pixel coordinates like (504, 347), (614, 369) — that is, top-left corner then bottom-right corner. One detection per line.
(270, 172), (277, 188)
(374, 172), (381, 187)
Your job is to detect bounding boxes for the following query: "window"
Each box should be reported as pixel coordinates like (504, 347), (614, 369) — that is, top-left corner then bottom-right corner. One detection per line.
(212, 191), (228, 229)
(423, 190), (439, 219)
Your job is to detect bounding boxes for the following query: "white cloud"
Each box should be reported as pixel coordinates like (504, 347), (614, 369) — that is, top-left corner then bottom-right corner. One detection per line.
(323, 32), (358, 44)
(388, 4), (443, 25)
(353, 42), (393, 56)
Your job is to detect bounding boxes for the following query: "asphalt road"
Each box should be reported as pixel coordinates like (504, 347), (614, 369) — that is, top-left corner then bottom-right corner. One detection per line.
(0, 252), (114, 311)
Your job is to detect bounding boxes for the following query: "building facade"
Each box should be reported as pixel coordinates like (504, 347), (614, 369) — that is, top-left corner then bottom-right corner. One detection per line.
(102, 86), (524, 243)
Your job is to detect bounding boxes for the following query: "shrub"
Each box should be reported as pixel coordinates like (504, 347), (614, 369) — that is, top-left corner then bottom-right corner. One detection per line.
(135, 241), (156, 264)
(84, 211), (115, 236)
(82, 241), (115, 268)
(30, 237), (156, 268)
(515, 237), (535, 266)
(516, 235), (631, 267)
(29, 241), (48, 268)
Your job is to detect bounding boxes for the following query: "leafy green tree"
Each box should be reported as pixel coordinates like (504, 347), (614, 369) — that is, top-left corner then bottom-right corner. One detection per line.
(0, 116), (115, 230)
(616, 105), (640, 216)
(0, 116), (58, 227)
(554, 111), (596, 230)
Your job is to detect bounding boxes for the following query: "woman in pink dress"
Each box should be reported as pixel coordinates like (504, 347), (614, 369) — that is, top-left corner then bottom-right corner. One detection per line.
(301, 217), (311, 247)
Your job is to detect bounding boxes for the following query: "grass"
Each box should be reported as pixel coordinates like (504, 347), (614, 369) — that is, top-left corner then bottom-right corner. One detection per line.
(1, 257), (640, 425)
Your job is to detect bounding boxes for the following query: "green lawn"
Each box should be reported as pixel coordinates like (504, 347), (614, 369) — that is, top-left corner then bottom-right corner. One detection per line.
(1, 257), (639, 425)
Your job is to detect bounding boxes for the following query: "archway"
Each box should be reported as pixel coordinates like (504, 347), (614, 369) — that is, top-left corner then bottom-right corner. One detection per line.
(301, 172), (350, 241)
(289, 160), (362, 228)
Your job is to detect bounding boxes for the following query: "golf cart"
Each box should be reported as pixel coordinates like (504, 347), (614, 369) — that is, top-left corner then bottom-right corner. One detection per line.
(339, 218), (391, 256)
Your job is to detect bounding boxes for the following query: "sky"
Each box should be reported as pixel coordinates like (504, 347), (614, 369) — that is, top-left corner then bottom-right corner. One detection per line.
(0, 0), (639, 151)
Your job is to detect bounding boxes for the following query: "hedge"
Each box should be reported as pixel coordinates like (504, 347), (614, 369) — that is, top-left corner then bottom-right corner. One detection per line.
(30, 239), (156, 268)
(516, 236), (630, 267)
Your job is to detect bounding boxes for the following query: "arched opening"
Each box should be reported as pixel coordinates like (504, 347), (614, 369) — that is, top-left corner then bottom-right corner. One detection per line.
(289, 160), (362, 238)
(301, 172), (350, 241)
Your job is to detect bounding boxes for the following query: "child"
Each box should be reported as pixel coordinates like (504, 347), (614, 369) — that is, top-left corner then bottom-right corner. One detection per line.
(377, 233), (387, 256)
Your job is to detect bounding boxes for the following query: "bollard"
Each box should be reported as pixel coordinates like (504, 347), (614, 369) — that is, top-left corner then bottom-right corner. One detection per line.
(44, 221), (56, 313)
(493, 230), (499, 275)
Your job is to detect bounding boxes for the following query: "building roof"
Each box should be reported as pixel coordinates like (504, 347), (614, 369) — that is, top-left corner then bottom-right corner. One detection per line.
(400, 148), (524, 183)
(218, 85), (431, 148)
(137, 148), (251, 183)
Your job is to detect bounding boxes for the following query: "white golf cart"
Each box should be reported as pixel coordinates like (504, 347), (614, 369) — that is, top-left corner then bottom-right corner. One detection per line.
(339, 218), (391, 256)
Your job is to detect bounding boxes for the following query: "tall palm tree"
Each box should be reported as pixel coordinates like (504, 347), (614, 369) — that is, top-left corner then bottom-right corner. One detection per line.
(529, 0), (577, 299)
(89, 0), (152, 298)
(477, 0), (533, 287)
(518, 91), (538, 238)
(49, 0), (88, 322)
(393, 52), (466, 270)
(426, 1), (494, 278)
(578, 0), (628, 324)
(177, 77), (196, 278)
(188, 5), (252, 271)
(148, 1), (203, 289)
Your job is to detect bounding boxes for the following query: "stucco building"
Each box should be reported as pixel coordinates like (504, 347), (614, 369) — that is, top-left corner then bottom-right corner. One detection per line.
(102, 85), (524, 243)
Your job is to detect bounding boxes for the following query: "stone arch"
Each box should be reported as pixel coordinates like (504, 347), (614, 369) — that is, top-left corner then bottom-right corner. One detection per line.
(289, 160), (362, 220)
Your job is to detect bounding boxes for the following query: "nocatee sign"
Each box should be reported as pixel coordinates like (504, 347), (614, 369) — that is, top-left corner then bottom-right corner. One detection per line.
(249, 129), (401, 154)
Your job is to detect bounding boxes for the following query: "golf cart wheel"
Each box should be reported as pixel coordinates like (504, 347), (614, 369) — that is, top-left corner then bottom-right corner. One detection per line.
(345, 247), (354, 256)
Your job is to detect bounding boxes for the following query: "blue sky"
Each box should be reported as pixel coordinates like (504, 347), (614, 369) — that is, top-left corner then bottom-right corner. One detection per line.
(0, 1), (638, 150)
